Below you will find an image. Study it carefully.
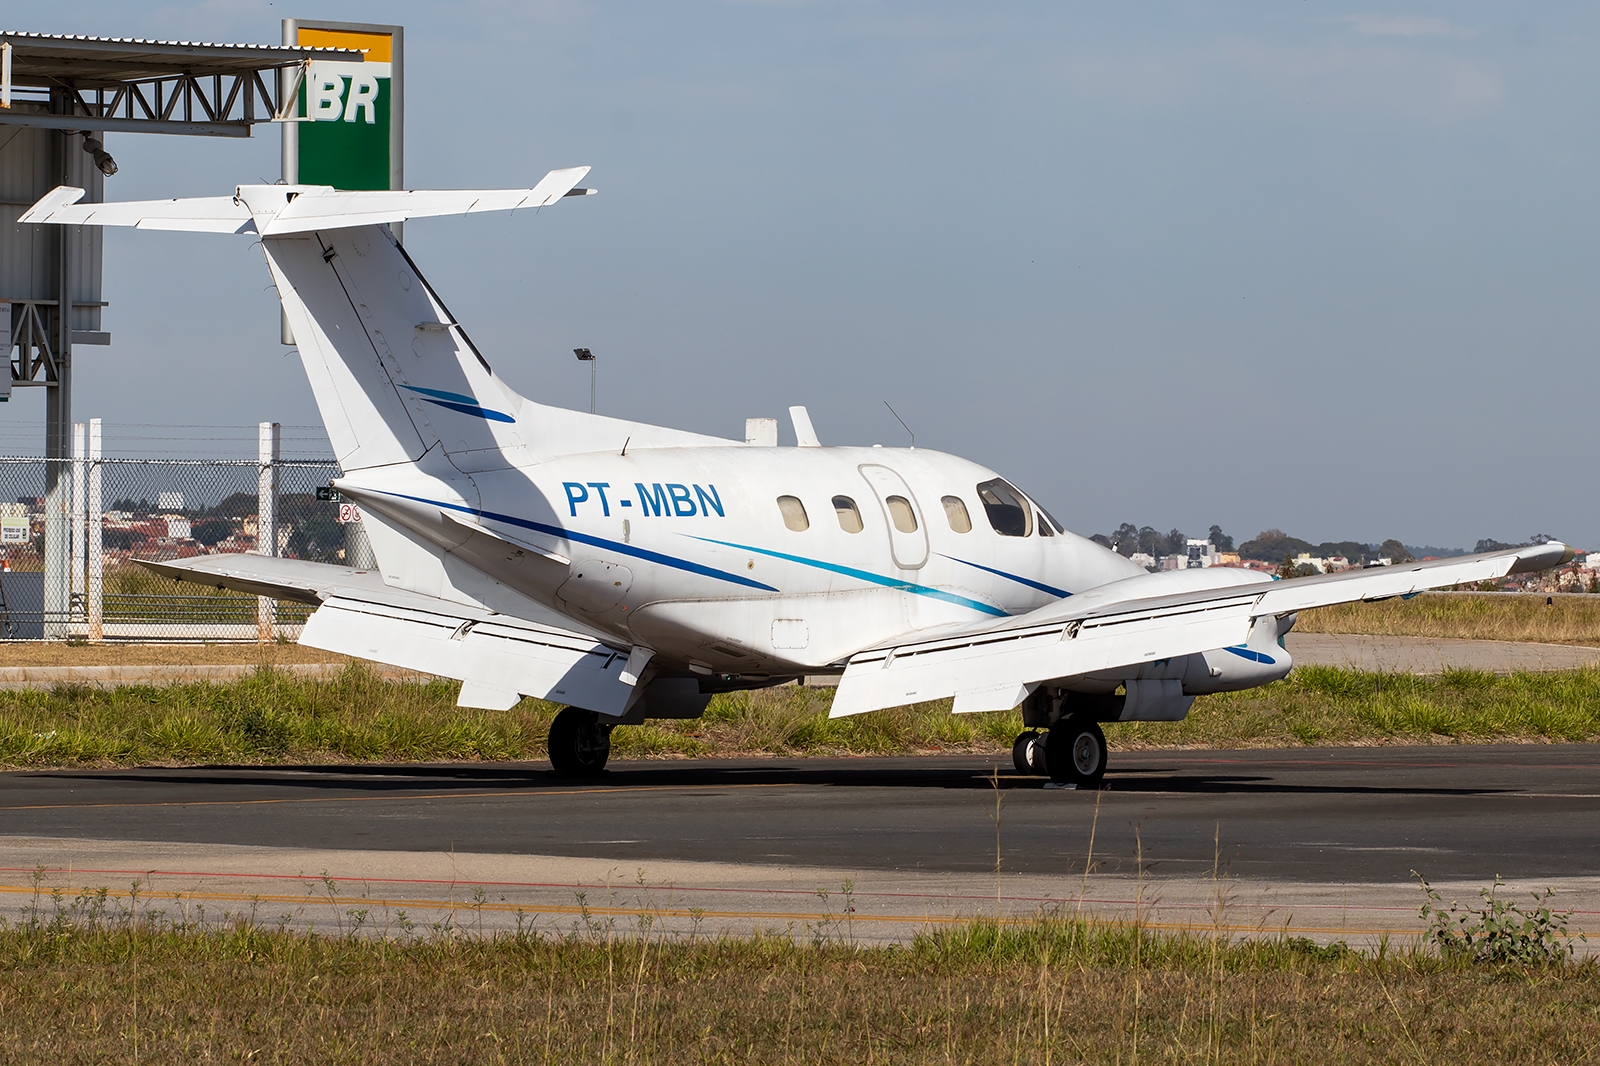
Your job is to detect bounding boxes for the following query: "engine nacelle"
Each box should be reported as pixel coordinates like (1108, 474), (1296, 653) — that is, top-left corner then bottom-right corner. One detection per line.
(1024, 610), (1296, 726)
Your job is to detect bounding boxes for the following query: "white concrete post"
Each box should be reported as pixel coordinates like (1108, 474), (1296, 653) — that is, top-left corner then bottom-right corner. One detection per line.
(87, 418), (102, 643)
(257, 421), (280, 642)
(70, 421), (85, 636)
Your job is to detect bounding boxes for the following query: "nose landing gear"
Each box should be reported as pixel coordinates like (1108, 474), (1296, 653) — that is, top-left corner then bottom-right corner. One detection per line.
(548, 707), (614, 776)
(1012, 716), (1107, 788)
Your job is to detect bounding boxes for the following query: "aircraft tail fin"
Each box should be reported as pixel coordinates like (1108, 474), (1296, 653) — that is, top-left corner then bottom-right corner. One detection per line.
(261, 222), (526, 472)
(21, 172), (596, 473)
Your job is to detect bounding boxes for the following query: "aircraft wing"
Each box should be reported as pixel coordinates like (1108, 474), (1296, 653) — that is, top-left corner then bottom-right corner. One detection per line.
(828, 541), (1573, 717)
(140, 555), (643, 715)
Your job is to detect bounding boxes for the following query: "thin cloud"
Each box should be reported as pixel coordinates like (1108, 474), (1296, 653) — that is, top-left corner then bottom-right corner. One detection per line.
(1336, 14), (1479, 39)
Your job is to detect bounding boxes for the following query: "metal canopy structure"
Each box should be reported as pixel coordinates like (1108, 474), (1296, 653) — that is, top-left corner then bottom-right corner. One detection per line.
(0, 32), (363, 136)
(0, 28), (366, 636)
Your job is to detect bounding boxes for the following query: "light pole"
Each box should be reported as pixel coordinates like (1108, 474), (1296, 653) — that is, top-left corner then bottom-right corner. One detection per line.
(573, 348), (595, 414)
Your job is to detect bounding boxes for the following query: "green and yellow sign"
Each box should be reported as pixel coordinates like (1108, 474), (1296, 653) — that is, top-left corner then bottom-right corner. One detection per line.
(282, 20), (403, 193)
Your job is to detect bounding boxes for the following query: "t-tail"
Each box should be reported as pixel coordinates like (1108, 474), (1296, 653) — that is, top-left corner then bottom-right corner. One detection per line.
(22, 171), (599, 475)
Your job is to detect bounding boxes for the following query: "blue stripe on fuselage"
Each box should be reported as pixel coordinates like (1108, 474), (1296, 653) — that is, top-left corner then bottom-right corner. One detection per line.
(366, 490), (778, 592)
(690, 537), (1010, 617)
(936, 554), (1071, 598)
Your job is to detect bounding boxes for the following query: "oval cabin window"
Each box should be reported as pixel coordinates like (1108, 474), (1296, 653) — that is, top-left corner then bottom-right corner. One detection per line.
(777, 495), (809, 532)
(885, 495), (918, 534)
(941, 496), (972, 533)
(833, 495), (864, 533)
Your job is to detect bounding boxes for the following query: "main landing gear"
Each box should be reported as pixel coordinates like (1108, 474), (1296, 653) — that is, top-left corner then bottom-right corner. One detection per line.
(548, 707), (613, 777)
(1012, 716), (1107, 788)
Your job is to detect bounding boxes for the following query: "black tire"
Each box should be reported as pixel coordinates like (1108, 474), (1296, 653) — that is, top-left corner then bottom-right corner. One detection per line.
(1045, 716), (1107, 787)
(1012, 731), (1047, 776)
(548, 707), (613, 777)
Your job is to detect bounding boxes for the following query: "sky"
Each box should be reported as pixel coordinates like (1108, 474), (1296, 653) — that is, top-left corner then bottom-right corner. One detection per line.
(11, 2), (1600, 550)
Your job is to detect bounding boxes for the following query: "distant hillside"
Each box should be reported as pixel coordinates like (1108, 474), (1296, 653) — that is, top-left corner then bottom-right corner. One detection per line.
(1085, 522), (1475, 565)
(1406, 545), (1467, 559)
(1235, 531), (1406, 565)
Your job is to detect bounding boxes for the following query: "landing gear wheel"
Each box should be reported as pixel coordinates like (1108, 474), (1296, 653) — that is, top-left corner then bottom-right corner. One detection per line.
(1045, 717), (1107, 788)
(547, 707), (613, 777)
(1012, 731), (1047, 776)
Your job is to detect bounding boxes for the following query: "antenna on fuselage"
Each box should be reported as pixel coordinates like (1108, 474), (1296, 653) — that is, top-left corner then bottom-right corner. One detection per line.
(883, 400), (915, 449)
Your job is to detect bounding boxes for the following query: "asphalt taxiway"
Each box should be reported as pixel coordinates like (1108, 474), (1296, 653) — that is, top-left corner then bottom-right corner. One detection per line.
(3, 747), (1597, 944)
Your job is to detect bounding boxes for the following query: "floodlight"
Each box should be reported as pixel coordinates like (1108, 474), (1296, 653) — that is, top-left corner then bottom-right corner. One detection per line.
(80, 134), (117, 176)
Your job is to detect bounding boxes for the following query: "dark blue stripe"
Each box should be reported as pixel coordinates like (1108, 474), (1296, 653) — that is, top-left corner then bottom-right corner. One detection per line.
(691, 537), (1009, 617)
(421, 398), (516, 423)
(1223, 645), (1276, 665)
(371, 491), (779, 592)
(399, 385), (516, 423)
(937, 554), (1071, 598)
(400, 384), (478, 405)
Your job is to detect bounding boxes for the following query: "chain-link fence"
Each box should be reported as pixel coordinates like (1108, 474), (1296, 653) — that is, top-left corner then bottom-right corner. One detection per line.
(0, 444), (367, 641)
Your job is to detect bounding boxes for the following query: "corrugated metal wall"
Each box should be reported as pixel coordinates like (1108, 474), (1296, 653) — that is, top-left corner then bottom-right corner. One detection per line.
(0, 112), (104, 330)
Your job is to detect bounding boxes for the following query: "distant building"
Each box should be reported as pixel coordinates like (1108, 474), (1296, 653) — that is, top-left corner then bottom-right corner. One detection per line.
(1129, 552), (1157, 571)
(1186, 539), (1219, 568)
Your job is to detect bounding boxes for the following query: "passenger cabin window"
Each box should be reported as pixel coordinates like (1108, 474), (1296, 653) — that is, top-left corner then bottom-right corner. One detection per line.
(975, 478), (1033, 537)
(886, 496), (918, 533)
(833, 495), (864, 533)
(777, 495), (809, 532)
(941, 496), (972, 533)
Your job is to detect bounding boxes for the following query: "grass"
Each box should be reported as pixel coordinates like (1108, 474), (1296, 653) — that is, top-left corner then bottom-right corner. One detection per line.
(2, 663), (1600, 768)
(1, 915), (1596, 1063)
(1297, 591), (1600, 645)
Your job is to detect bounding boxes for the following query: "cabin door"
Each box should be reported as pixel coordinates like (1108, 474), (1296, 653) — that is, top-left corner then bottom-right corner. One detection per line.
(857, 464), (929, 570)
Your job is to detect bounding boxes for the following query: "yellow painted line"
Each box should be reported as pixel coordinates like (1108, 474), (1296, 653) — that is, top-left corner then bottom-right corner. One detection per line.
(0, 781), (799, 813)
(0, 883), (1435, 937)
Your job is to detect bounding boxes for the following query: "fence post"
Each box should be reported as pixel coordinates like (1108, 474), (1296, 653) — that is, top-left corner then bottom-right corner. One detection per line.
(257, 421), (280, 643)
(70, 422), (85, 637)
(87, 418), (102, 643)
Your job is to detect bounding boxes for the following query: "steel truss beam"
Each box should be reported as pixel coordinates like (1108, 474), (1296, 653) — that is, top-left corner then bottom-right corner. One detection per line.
(0, 66), (304, 137)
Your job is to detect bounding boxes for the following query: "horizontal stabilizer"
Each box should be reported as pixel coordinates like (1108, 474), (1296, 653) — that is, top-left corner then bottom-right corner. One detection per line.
(19, 167), (594, 235)
(19, 187), (255, 233)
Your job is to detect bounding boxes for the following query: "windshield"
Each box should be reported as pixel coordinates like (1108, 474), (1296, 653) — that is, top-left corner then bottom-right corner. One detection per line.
(975, 478), (1033, 537)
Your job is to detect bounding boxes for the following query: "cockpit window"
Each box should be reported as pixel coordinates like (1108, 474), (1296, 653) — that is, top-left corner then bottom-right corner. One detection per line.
(777, 495), (809, 532)
(941, 496), (972, 533)
(833, 495), (864, 533)
(1037, 512), (1054, 537)
(1037, 506), (1065, 535)
(975, 478), (1033, 537)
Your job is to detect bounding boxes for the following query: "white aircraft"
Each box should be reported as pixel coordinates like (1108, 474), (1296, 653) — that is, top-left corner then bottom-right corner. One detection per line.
(23, 172), (1571, 785)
